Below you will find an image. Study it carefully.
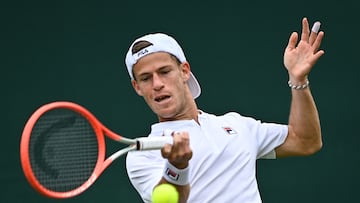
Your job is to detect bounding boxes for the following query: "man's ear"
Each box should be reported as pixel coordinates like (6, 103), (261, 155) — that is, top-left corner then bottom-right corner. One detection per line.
(181, 62), (191, 81)
(131, 79), (143, 96)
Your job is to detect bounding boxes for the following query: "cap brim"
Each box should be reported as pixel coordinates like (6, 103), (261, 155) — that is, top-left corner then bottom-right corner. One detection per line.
(188, 72), (201, 99)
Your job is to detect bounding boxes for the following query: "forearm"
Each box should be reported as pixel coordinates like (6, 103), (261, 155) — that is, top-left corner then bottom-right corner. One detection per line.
(288, 84), (322, 154)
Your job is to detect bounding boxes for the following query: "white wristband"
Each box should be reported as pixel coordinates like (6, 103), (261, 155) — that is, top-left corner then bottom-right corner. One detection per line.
(163, 161), (189, 186)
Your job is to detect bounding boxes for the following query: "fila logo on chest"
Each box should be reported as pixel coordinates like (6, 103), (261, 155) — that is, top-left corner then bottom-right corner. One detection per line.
(222, 127), (237, 135)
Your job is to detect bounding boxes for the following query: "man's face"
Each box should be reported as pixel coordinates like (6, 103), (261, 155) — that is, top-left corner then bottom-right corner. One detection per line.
(132, 52), (192, 121)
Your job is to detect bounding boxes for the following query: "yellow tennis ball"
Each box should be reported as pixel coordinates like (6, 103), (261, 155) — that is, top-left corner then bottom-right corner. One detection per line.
(152, 183), (179, 203)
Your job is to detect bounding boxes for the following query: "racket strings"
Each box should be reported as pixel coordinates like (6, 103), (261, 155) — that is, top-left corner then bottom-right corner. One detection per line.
(29, 109), (99, 192)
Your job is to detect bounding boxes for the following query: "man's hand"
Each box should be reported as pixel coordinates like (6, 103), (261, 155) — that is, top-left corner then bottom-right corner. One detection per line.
(284, 17), (325, 83)
(161, 131), (192, 169)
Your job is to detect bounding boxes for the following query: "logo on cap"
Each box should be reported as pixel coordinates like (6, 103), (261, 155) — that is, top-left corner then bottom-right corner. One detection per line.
(136, 48), (149, 58)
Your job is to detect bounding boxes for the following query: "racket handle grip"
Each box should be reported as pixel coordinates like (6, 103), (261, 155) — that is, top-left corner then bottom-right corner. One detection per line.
(136, 136), (173, 150)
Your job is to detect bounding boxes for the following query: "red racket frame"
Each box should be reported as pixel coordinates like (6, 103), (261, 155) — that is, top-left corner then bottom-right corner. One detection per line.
(20, 101), (136, 199)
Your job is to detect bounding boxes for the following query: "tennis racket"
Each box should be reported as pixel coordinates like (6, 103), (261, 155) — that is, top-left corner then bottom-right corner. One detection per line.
(20, 101), (173, 199)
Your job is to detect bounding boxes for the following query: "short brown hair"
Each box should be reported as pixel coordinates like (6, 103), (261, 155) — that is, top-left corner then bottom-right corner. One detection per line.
(132, 40), (153, 54)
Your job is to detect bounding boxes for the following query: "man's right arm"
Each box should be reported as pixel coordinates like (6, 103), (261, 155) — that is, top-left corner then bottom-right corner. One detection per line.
(159, 132), (192, 203)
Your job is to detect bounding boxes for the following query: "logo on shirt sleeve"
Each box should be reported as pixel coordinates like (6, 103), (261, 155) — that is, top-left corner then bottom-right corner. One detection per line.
(222, 127), (237, 135)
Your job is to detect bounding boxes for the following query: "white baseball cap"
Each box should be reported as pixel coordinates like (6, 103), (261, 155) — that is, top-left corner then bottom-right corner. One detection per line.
(125, 33), (201, 99)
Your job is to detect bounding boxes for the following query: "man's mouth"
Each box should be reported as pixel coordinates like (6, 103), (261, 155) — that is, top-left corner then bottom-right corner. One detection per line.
(155, 95), (170, 102)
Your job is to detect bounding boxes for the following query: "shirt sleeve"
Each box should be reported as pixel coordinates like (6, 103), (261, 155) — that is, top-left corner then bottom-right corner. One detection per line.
(255, 122), (288, 159)
(126, 150), (165, 202)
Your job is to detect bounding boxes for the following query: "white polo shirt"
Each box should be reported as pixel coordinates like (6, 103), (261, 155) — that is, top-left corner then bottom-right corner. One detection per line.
(126, 111), (288, 203)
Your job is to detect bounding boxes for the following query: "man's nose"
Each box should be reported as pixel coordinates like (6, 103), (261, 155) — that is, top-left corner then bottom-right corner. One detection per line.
(152, 73), (164, 91)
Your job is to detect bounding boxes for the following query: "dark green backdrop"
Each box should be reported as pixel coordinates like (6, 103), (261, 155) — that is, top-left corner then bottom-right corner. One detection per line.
(2, 0), (359, 202)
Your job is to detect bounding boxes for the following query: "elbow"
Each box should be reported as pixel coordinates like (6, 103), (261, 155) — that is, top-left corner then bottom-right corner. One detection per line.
(316, 138), (323, 152)
(287, 125), (323, 156)
(302, 136), (323, 156)
(306, 141), (322, 156)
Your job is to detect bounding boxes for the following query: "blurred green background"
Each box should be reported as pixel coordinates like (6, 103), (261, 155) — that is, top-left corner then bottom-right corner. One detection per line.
(2, 0), (358, 202)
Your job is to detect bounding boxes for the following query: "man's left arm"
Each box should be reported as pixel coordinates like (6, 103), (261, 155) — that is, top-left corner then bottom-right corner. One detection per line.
(276, 17), (325, 157)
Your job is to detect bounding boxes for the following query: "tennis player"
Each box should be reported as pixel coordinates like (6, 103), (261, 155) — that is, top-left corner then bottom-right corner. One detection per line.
(125, 17), (324, 203)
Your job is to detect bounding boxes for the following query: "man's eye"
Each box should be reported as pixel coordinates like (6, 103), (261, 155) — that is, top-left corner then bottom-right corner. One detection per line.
(140, 76), (150, 82)
(161, 70), (170, 75)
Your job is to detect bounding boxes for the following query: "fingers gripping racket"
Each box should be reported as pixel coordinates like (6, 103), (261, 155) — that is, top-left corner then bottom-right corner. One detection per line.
(20, 101), (172, 199)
